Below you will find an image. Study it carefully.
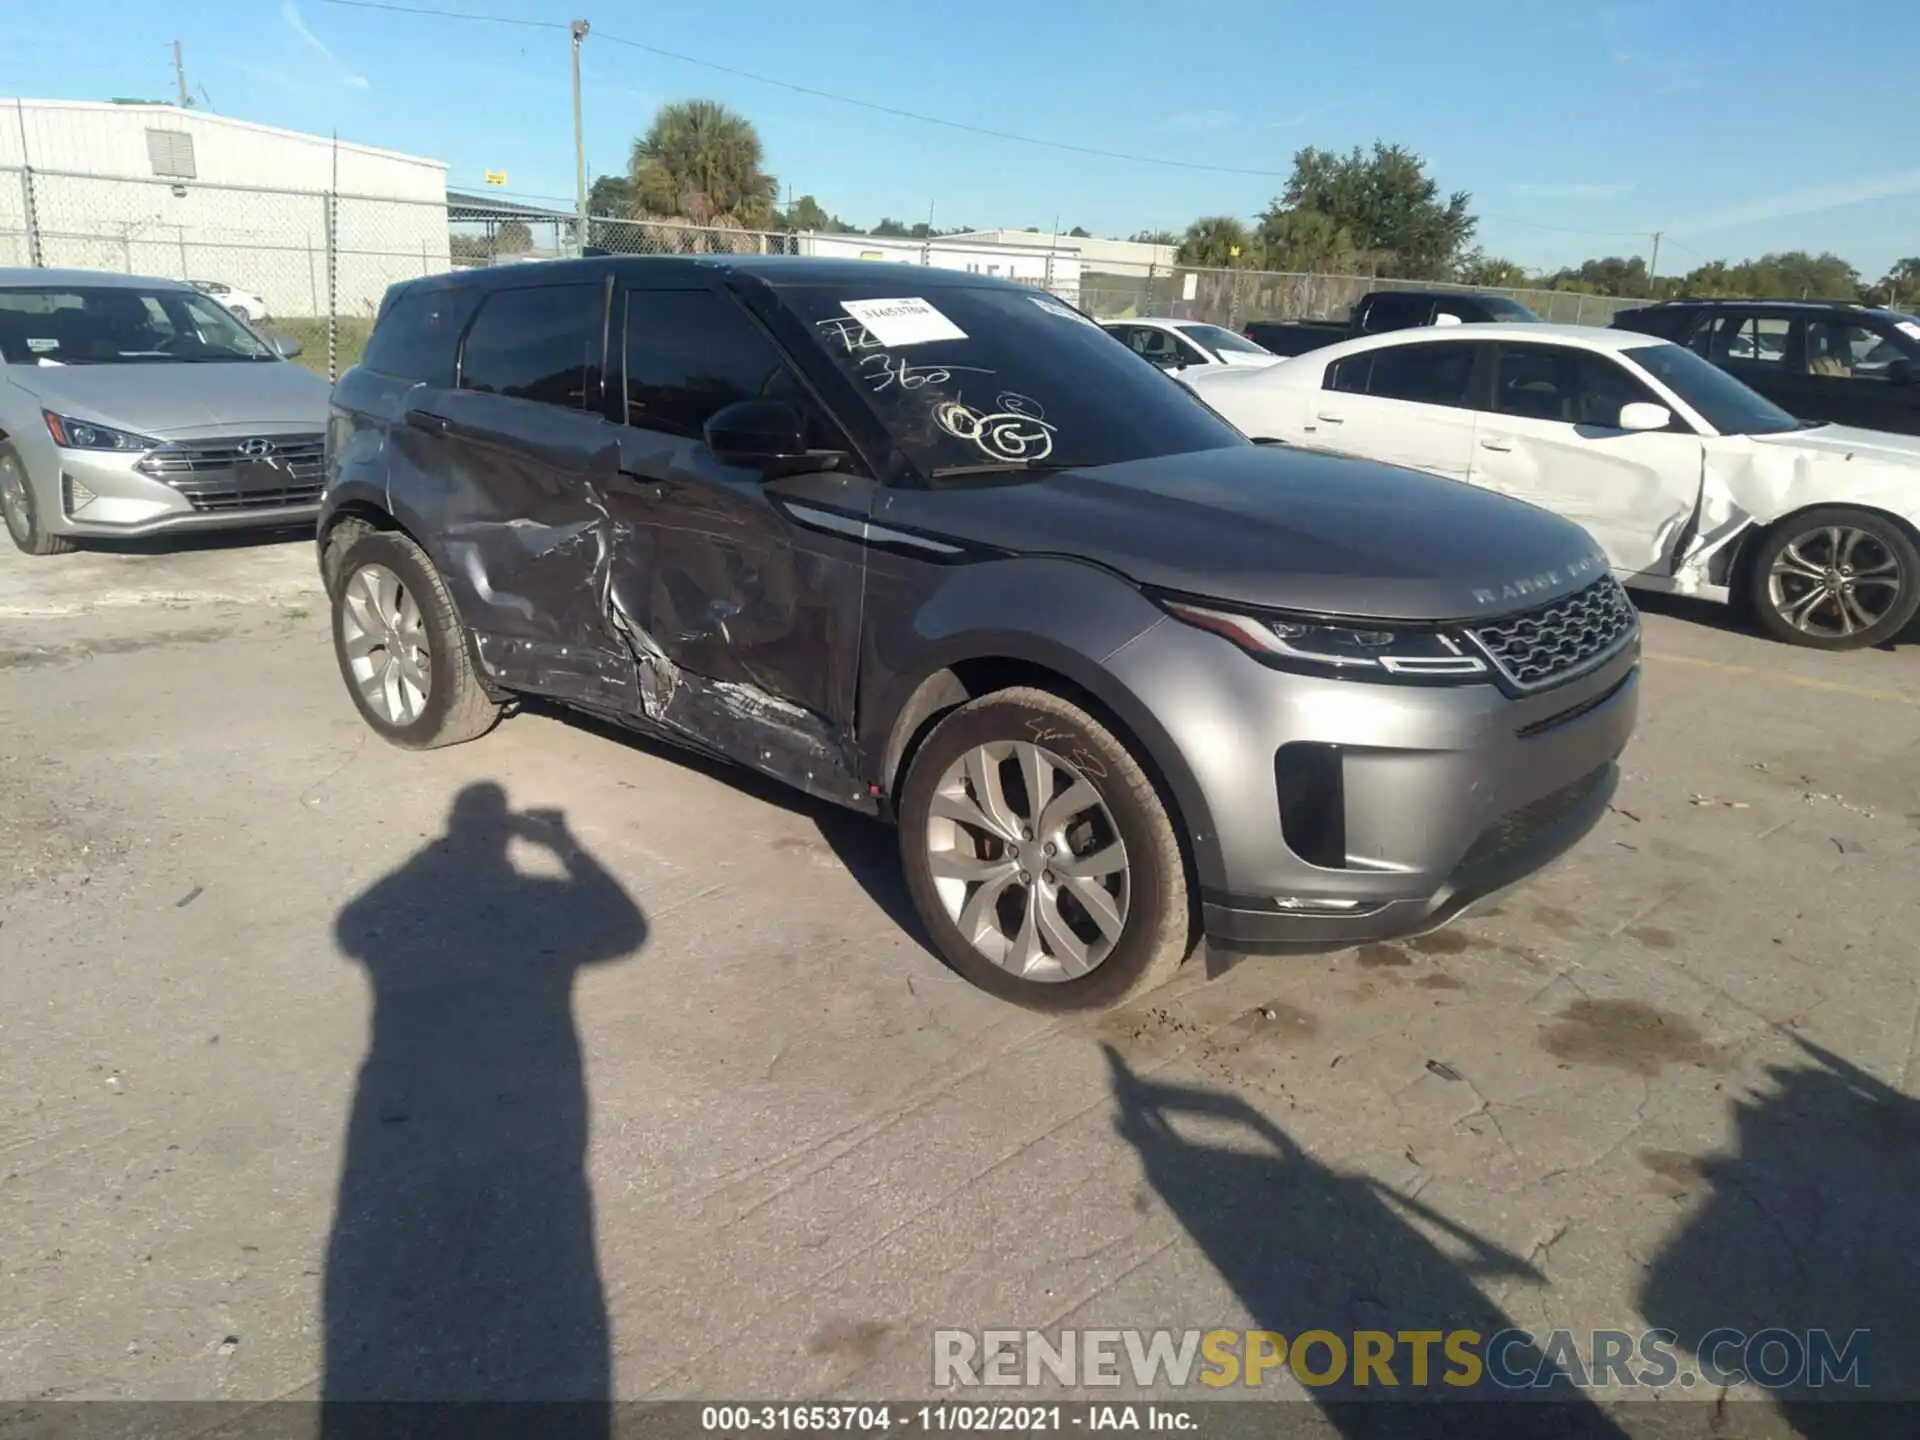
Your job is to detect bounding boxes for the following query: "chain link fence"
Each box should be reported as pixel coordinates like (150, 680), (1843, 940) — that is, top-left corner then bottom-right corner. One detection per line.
(1076, 266), (1648, 328)
(2, 164), (1652, 379)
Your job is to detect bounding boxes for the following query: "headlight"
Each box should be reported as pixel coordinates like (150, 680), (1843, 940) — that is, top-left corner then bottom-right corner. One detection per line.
(43, 412), (157, 452)
(1160, 599), (1488, 680)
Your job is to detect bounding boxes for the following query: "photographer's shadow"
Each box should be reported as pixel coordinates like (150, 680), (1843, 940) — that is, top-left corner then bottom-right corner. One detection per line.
(321, 782), (646, 1423)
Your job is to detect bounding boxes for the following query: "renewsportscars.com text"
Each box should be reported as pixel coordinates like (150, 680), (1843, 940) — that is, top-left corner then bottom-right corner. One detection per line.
(933, 1327), (1871, 1392)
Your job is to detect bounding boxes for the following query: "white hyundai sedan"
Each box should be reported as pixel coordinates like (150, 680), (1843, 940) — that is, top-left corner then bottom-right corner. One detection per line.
(1186, 323), (1920, 650)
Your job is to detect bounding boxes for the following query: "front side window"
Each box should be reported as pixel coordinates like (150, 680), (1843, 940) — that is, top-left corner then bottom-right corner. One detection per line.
(457, 283), (603, 408)
(623, 288), (835, 446)
(1362, 293), (1434, 332)
(1325, 341), (1479, 408)
(1492, 344), (1663, 427)
(0, 285), (273, 365)
(1805, 319), (1914, 381)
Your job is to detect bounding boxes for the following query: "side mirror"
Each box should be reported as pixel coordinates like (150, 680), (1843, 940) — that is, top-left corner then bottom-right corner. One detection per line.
(1618, 401), (1672, 432)
(703, 398), (813, 473)
(271, 334), (303, 359)
(1889, 358), (1918, 386)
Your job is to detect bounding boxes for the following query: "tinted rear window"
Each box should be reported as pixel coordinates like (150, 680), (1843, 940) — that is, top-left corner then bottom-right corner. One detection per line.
(457, 282), (604, 408)
(359, 286), (475, 386)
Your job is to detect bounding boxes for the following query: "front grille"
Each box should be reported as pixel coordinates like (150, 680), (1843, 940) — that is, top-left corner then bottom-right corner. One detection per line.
(136, 433), (324, 514)
(1466, 575), (1637, 692)
(1460, 764), (1610, 871)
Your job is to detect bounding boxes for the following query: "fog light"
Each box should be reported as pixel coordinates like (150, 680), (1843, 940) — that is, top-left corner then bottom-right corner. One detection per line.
(63, 474), (98, 515)
(1272, 897), (1364, 912)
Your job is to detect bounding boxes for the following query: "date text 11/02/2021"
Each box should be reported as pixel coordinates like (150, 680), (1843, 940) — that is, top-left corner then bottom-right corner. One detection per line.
(701, 1405), (1192, 1432)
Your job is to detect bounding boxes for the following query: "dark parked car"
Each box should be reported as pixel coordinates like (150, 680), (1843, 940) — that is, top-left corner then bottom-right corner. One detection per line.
(1243, 289), (1543, 358)
(319, 257), (1638, 1011)
(1610, 299), (1920, 435)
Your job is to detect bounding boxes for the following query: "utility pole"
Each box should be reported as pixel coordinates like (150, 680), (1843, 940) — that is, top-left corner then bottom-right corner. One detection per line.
(1648, 230), (1663, 296)
(173, 41), (192, 108)
(570, 19), (590, 255)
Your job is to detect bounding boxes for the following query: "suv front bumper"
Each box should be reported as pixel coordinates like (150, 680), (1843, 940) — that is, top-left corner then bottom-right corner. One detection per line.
(1103, 615), (1639, 952)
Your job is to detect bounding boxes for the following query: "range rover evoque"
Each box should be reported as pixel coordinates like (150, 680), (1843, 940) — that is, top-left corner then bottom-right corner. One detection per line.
(317, 257), (1640, 1011)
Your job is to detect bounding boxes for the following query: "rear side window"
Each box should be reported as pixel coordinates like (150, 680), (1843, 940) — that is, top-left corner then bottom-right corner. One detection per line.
(359, 286), (474, 386)
(1326, 341), (1479, 408)
(1361, 293), (1433, 332)
(458, 282), (604, 408)
(623, 289), (834, 444)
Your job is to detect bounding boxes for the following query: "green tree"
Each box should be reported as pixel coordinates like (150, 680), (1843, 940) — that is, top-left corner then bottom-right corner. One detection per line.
(1455, 250), (1529, 288)
(1677, 251), (1861, 301)
(1255, 206), (1364, 274)
(1176, 215), (1253, 268)
(870, 217), (913, 238)
(629, 99), (778, 228)
(587, 173), (636, 218)
(1068, 226), (1091, 238)
(1873, 256), (1920, 309)
(1281, 142), (1475, 278)
(1545, 255), (1651, 297)
(779, 194), (831, 232)
(492, 219), (534, 254)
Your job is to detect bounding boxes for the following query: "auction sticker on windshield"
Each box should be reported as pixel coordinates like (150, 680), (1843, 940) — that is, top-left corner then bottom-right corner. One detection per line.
(839, 297), (967, 347)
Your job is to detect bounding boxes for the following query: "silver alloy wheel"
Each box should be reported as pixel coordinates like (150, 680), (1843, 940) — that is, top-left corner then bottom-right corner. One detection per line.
(340, 563), (432, 726)
(925, 740), (1130, 982)
(1767, 524), (1904, 639)
(0, 454), (29, 544)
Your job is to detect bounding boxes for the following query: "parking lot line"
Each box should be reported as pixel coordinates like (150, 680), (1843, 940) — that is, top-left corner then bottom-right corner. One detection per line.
(1646, 649), (1920, 705)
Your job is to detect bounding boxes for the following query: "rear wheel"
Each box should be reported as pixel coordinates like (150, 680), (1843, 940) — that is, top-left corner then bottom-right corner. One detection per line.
(898, 686), (1196, 1012)
(329, 530), (501, 748)
(1749, 507), (1920, 650)
(1, 446), (75, 556)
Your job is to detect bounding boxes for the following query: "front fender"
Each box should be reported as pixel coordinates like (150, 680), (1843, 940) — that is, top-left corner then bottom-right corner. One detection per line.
(859, 554), (1225, 888)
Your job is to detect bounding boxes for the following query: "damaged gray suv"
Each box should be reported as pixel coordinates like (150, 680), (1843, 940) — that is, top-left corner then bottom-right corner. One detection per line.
(319, 257), (1639, 1011)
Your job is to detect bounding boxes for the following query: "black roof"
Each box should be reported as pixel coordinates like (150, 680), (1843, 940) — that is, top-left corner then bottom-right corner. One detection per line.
(1634, 297), (1881, 312)
(414, 254), (1034, 293)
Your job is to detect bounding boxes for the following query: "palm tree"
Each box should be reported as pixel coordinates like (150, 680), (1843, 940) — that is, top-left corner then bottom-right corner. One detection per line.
(1177, 216), (1254, 270)
(629, 100), (778, 231)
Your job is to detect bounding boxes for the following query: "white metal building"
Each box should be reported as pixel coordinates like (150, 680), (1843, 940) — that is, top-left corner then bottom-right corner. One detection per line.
(0, 99), (450, 317)
(948, 230), (1176, 280)
(795, 231), (1081, 305)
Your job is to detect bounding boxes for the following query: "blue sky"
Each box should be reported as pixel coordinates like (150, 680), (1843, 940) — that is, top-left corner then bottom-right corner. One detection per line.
(5, 0), (1918, 278)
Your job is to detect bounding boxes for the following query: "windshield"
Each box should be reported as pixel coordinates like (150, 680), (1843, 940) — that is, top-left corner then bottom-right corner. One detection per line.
(1624, 342), (1802, 435)
(1177, 322), (1272, 356)
(0, 285), (276, 365)
(778, 283), (1245, 476)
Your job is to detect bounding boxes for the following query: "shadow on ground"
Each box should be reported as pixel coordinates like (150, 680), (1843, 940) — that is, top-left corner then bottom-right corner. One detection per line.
(71, 523), (314, 558)
(1107, 1046), (1636, 1437)
(536, 701), (934, 957)
(1629, 587), (1920, 652)
(1639, 1037), (1918, 1436)
(320, 782), (646, 1434)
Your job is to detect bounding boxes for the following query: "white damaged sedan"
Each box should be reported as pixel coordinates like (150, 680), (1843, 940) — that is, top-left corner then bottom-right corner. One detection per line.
(1186, 322), (1920, 649)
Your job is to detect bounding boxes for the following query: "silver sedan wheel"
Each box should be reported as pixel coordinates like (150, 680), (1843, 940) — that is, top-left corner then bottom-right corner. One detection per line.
(1767, 524), (1904, 639)
(340, 563), (431, 726)
(0, 454), (30, 544)
(925, 740), (1130, 983)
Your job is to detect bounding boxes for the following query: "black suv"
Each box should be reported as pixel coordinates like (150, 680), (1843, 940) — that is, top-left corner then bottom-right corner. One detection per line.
(317, 257), (1636, 1011)
(1611, 299), (1920, 434)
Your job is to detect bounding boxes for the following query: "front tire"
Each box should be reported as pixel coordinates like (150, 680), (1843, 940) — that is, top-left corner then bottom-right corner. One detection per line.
(329, 530), (501, 749)
(898, 686), (1196, 1012)
(1, 446), (75, 556)
(1749, 507), (1920, 650)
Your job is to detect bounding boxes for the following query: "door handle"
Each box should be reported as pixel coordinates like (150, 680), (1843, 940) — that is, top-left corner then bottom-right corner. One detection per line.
(1314, 411), (1345, 424)
(1479, 437), (1513, 453)
(405, 408), (451, 435)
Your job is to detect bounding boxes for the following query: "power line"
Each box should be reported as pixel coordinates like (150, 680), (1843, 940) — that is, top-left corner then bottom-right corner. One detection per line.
(322, 0), (1677, 239)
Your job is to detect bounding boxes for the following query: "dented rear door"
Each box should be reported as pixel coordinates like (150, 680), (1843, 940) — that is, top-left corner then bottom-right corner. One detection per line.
(409, 278), (637, 711)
